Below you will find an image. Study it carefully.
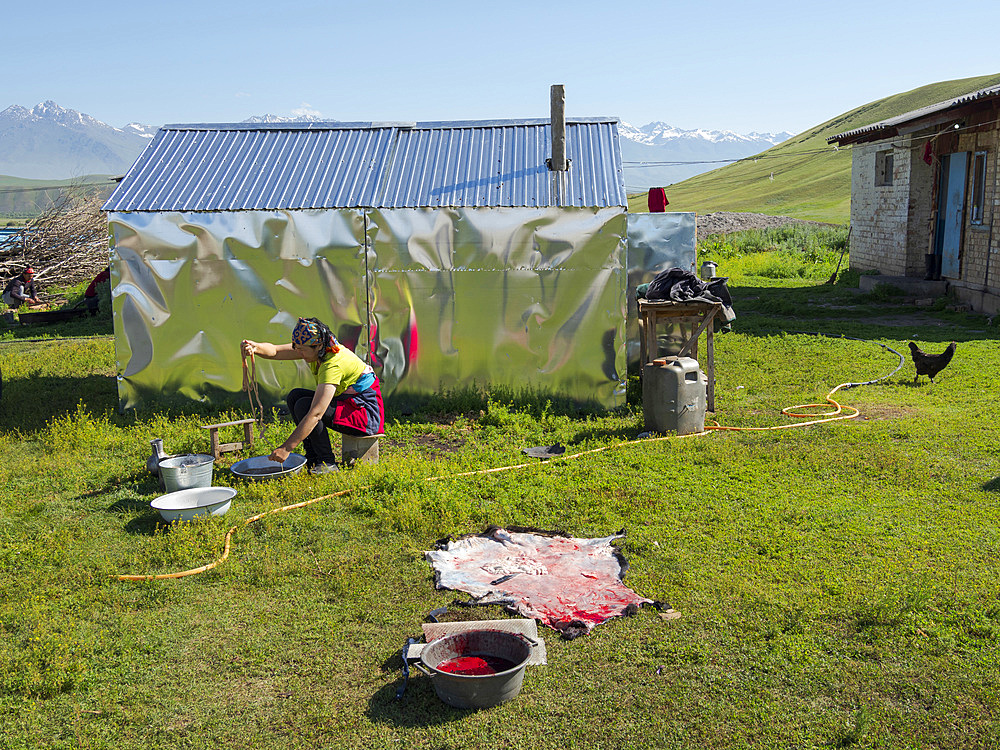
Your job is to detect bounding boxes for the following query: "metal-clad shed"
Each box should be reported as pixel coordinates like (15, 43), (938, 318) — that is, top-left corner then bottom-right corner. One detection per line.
(104, 117), (653, 411)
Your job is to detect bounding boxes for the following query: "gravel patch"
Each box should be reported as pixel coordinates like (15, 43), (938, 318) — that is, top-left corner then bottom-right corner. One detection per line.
(697, 212), (840, 242)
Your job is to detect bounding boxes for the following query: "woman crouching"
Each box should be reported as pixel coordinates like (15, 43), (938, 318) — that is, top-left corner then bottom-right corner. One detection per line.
(241, 317), (384, 474)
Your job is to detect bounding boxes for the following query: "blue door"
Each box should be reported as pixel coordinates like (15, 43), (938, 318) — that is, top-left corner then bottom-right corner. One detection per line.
(937, 153), (968, 278)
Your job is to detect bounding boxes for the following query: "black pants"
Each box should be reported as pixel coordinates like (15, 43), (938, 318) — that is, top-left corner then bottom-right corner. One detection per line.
(285, 388), (367, 466)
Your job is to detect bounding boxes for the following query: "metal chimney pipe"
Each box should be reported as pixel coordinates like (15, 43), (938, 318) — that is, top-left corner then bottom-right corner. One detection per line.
(548, 84), (567, 171)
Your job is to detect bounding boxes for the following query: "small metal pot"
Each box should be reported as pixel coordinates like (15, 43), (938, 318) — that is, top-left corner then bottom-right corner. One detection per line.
(415, 629), (537, 709)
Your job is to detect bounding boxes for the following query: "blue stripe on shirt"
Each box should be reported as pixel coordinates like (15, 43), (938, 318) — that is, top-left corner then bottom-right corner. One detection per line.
(352, 372), (375, 392)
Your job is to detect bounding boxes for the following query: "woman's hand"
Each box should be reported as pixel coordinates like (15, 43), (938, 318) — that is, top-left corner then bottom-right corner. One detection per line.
(269, 445), (291, 464)
(241, 340), (290, 360)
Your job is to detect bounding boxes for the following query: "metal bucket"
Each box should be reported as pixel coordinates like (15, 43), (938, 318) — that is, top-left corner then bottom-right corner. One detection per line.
(416, 630), (536, 709)
(158, 454), (215, 492)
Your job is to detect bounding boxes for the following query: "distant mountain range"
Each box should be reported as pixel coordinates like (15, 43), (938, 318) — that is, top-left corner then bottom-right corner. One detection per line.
(0, 102), (157, 180)
(0, 101), (791, 187)
(628, 72), (1000, 224)
(617, 122), (793, 191)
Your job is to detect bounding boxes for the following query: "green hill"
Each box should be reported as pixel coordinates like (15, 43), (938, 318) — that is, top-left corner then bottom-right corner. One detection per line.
(628, 73), (1000, 224)
(0, 175), (116, 224)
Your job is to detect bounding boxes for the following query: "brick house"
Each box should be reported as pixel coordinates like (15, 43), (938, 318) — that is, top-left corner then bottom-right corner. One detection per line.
(829, 84), (1000, 314)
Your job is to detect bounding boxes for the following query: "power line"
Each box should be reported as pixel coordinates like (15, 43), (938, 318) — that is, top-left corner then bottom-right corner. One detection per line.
(623, 149), (847, 192)
(829, 114), (1000, 147)
(624, 113), (1000, 192)
(622, 146), (845, 168)
(0, 181), (116, 196)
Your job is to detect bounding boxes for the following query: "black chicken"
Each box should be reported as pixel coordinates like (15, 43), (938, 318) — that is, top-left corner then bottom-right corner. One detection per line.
(908, 341), (956, 384)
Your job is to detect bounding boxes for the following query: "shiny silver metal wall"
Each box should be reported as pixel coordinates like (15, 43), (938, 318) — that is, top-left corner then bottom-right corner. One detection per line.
(625, 212), (697, 367)
(108, 207), (628, 410)
(368, 207), (627, 403)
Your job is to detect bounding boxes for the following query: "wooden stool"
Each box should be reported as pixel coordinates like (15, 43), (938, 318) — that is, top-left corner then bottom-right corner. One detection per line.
(342, 433), (383, 466)
(201, 418), (257, 460)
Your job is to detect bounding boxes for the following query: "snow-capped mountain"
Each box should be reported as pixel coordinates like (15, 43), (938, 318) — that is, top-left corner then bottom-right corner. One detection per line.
(0, 104), (340, 181)
(0, 101), (158, 180)
(618, 121), (793, 191)
(241, 113), (328, 124)
(0, 101), (794, 191)
(619, 121), (791, 147)
(123, 122), (159, 138)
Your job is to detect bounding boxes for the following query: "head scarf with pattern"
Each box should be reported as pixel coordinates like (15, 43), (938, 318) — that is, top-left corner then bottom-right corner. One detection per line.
(291, 317), (339, 359)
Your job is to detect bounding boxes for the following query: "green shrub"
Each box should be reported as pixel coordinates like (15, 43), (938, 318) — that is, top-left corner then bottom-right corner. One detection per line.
(699, 224), (848, 282)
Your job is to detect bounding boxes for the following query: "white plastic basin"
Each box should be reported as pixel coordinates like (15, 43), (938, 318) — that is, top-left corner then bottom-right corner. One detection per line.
(151, 486), (236, 522)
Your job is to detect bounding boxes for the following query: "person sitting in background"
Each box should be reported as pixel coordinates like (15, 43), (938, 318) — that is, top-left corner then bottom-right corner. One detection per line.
(240, 317), (384, 475)
(84, 266), (111, 314)
(2, 267), (43, 309)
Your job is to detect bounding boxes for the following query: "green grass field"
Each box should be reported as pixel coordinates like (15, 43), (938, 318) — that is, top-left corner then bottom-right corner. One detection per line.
(628, 72), (1000, 224)
(2, 237), (1000, 748)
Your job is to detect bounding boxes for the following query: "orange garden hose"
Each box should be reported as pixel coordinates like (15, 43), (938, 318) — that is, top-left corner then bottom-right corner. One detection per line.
(115, 336), (904, 582)
(114, 434), (708, 582)
(706, 381), (860, 431)
(115, 489), (353, 581)
(703, 333), (904, 433)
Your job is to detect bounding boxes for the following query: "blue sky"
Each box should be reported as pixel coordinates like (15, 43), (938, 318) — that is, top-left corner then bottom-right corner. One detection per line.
(6, 0), (999, 135)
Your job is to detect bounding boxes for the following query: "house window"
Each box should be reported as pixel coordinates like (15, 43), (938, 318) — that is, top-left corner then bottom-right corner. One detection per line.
(875, 149), (893, 186)
(971, 150), (987, 225)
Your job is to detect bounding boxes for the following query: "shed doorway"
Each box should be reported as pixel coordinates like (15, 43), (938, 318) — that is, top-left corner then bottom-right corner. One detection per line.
(935, 152), (969, 278)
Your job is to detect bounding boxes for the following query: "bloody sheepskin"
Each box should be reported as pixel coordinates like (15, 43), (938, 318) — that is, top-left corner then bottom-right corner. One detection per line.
(426, 527), (652, 638)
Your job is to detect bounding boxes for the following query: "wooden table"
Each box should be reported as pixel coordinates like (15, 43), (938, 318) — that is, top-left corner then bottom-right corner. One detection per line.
(637, 299), (722, 412)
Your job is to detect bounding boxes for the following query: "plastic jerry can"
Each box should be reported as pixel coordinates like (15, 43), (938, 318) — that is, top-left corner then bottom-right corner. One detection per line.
(642, 356), (706, 436)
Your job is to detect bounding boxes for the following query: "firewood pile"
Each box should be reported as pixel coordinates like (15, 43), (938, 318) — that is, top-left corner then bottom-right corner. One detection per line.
(0, 189), (110, 294)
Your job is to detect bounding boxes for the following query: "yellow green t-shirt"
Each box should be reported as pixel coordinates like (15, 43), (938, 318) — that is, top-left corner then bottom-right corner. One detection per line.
(310, 346), (369, 397)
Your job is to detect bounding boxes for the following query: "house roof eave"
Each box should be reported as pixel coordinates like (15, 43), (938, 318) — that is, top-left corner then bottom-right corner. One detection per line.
(827, 82), (1000, 147)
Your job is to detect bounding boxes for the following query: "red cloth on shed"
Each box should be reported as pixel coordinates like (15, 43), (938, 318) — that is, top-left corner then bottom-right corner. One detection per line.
(647, 187), (669, 212)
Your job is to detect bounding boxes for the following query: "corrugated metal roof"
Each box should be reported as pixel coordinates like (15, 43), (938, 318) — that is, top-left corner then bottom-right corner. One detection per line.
(828, 84), (1000, 145)
(104, 118), (626, 212)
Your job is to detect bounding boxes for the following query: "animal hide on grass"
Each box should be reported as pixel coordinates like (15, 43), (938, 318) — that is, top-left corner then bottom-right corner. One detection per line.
(426, 527), (653, 638)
